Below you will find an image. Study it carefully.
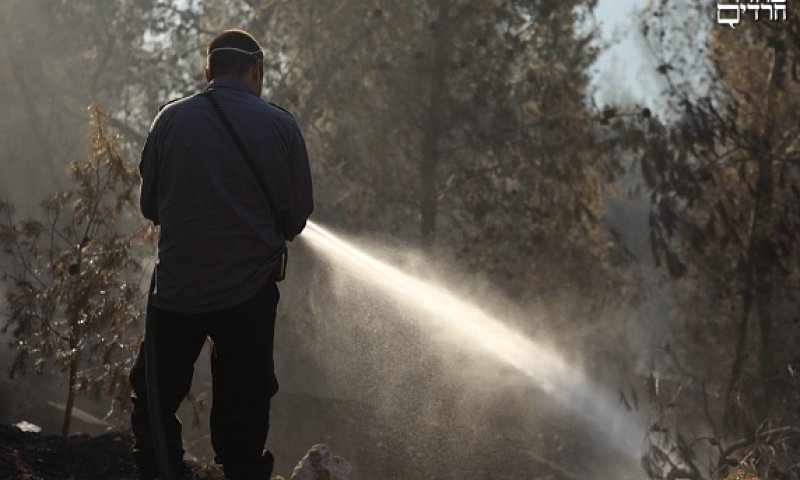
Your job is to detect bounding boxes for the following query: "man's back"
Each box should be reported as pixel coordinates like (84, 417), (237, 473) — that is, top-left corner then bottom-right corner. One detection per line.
(132, 29), (310, 480)
(139, 76), (313, 313)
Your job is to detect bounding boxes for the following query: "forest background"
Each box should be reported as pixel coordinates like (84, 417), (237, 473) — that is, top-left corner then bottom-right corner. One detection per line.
(0, 1), (798, 479)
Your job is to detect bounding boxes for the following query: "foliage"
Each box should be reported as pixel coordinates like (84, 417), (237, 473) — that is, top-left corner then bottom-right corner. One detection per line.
(642, 346), (800, 480)
(0, 104), (153, 437)
(0, 0), (202, 208)
(0, 0), (664, 471)
(638, 1), (800, 477)
(0, 0), (640, 325)
(247, 0), (636, 316)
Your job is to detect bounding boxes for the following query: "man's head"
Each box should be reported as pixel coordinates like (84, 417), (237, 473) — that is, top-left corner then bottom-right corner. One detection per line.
(205, 29), (264, 96)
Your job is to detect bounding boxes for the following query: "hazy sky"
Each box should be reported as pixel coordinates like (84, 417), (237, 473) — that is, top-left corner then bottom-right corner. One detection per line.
(592, 0), (661, 107)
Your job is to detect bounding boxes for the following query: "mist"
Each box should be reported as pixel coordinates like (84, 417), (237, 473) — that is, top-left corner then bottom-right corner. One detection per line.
(1, 1), (799, 480)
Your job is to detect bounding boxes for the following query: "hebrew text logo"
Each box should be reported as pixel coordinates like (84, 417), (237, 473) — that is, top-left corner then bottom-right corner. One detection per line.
(717, 0), (787, 28)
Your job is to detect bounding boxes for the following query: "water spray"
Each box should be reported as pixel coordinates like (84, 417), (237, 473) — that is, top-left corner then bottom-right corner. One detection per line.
(301, 220), (645, 458)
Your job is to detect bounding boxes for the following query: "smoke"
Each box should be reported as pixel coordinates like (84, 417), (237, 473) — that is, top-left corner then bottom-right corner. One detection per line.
(0, 3), (663, 477)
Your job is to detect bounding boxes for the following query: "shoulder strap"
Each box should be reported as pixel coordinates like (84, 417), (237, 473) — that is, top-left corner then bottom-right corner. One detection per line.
(268, 101), (292, 115)
(158, 96), (186, 112)
(201, 90), (273, 213)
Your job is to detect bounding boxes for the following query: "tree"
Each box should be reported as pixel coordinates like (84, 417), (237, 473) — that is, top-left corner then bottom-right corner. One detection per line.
(0, 105), (153, 437)
(0, 0), (205, 211)
(102, 0), (633, 315)
(243, 0), (633, 313)
(638, 2), (800, 477)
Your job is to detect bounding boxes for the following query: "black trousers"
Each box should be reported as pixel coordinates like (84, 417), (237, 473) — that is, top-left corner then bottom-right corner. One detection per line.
(130, 280), (280, 478)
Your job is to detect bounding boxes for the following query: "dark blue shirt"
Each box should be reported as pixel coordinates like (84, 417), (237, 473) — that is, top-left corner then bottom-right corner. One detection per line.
(139, 76), (313, 313)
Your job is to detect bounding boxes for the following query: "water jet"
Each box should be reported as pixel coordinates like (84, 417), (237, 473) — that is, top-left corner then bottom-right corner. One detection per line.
(300, 221), (645, 462)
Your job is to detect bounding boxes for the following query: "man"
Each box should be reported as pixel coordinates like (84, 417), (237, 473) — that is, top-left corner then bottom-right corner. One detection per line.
(130, 29), (313, 480)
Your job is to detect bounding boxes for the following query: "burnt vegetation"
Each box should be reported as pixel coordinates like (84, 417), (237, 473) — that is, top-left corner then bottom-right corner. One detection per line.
(0, 0), (798, 479)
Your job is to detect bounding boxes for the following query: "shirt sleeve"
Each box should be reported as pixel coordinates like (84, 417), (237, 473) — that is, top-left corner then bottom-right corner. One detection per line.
(278, 118), (314, 241)
(139, 110), (170, 225)
(139, 128), (160, 225)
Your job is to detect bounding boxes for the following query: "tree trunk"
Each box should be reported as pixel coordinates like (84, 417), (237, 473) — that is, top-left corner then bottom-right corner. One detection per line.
(62, 334), (79, 438)
(419, 0), (449, 249)
(724, 266), (752, 430)
(754, 153), (776, 414)
(420, 125), (440, 248)
(61, 303), (83, 439)
(753, 38), (784, 414)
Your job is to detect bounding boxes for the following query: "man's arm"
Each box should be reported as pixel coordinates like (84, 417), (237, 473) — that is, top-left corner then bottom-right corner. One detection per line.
(278, 118), (313, 241)
(138, 104), (177, 225)
(139, 120), (162, 225)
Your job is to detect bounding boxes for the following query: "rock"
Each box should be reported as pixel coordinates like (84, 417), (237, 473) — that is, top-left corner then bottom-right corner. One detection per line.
(12, 421), (41, 433)
(286, 444), (351, 480)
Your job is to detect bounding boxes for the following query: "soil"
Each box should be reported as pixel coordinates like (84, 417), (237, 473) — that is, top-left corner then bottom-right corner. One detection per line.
(0, 424), (138, 479)
(0, 425), (232, 480)
(0, 390), (641, 479)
